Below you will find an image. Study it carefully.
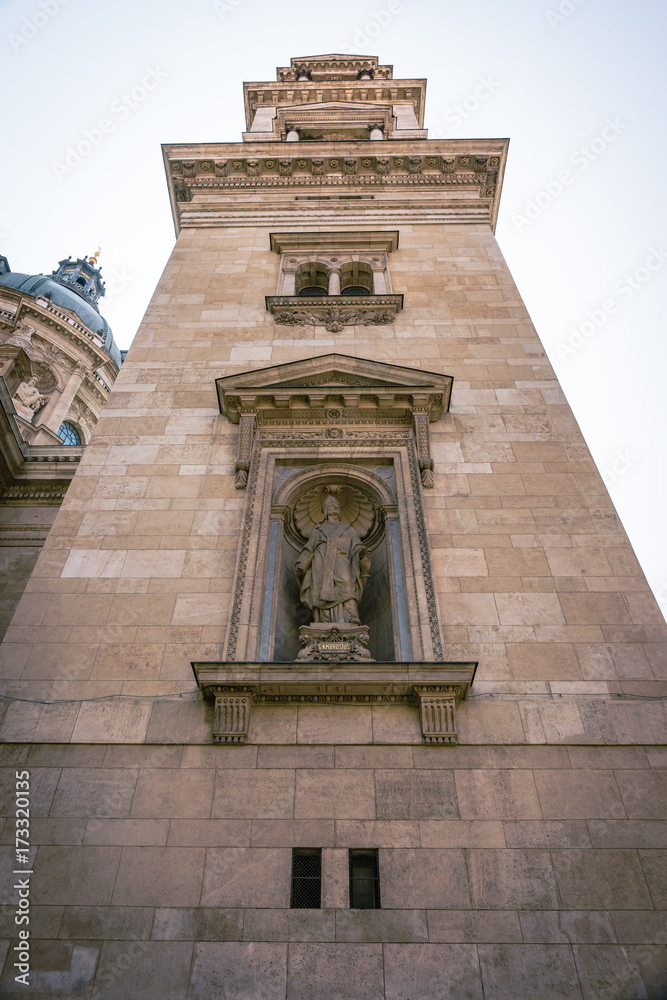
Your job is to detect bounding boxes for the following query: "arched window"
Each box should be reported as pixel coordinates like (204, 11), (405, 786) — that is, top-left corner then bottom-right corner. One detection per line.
(296, 262), (328, 297)
(341, 261), (373, 296)
(57, 421), (81, 445)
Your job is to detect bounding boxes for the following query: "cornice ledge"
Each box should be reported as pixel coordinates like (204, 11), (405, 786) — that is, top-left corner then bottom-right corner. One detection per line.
(193, 660), (476, 744)
(266, 294), (403, 332)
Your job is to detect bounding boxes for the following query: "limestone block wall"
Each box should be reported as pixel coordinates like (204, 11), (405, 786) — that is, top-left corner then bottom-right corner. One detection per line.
(0, 221), (662, 731)
(0, 742), (664, 998)
(0, 219), (664, 997)
(0, 505), (57, 642)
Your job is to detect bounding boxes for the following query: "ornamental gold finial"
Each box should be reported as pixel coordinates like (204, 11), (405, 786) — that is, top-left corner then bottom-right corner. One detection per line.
(88, 247), (101, 266)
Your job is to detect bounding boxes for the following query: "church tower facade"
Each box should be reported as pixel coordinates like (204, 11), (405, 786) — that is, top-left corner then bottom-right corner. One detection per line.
(0, 55), (664, 999)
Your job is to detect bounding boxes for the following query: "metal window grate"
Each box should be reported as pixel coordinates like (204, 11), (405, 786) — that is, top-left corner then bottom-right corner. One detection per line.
(290, 848), (322, 908)
(349, 849), (381, 909)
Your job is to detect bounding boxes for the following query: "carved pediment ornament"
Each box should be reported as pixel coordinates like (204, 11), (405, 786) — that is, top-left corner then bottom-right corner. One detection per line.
(216, 354), (452, 492)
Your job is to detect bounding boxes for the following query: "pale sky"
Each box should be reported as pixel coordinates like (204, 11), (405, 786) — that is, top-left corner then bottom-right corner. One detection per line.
(2, 0), (666, 616)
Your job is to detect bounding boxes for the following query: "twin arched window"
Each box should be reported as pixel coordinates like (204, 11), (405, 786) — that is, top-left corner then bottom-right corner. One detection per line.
(296, 260), (373, 297)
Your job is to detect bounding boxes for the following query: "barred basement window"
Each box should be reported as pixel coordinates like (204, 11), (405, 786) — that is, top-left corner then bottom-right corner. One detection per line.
(290, 848), (322, 908)
(349, 849), (381, 909)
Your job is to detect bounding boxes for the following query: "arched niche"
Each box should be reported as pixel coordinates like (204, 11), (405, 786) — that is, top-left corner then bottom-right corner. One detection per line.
(269, 465), (398, 662)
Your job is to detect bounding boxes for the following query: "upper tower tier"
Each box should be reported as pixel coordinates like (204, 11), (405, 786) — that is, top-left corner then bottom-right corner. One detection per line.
(243, 53), (426, 140)
(162, 54), (508, 234)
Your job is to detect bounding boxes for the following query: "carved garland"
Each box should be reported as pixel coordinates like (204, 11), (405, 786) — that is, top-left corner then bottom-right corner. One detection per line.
(274, 307), (396, 333)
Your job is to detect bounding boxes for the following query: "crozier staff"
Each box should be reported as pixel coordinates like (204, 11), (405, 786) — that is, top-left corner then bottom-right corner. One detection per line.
(294, 494), (371, 625)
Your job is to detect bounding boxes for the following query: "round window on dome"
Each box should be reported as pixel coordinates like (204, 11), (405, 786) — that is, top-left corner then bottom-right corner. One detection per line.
(57, 421), (81, 445)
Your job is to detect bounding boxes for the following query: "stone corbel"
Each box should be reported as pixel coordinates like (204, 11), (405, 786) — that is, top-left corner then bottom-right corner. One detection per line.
(212, 688), (252, 743)
(413, 410), (434, 487)
(234, 413), (256, 489)
(414, 686), (458, 744)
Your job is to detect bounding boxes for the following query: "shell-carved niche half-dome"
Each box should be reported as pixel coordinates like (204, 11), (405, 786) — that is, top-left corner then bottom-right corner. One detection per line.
(287, 483), (383, 550)
(30, 362), (59, 393)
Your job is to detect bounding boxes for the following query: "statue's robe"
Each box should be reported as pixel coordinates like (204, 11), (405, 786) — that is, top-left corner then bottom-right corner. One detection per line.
(294, 519), (365, 624)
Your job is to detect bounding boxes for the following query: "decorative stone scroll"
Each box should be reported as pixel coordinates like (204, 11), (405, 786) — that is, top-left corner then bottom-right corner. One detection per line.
(234, 413), (255, 489)
(413, 410), (434, 488)
(194, 661), (476, 745)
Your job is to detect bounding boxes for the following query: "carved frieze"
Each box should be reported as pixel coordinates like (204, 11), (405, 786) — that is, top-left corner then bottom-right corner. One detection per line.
(167, 152), (501, 204)
(268, 296), (402, 332)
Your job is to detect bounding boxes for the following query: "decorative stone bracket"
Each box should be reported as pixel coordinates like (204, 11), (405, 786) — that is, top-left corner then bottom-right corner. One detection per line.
(266, 294), (403, 332)
(193, 661), (476, 745)
(413, 410), (434, 488)
(234, 413), (255, 489)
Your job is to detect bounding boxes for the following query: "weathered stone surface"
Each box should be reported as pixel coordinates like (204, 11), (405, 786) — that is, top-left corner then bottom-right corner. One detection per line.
(287, 943), (384, 1000)
(131, 768), (214, 818)
(478, 944), (582, 1000)
(59, 905), (154, 940)
(334, 820), (420, 848)
(587, 819), (667, 848)
(213, 768), (295, 819)
(0, 940), (99, 1000)
(573, 944), (648, 1000)
(201, 848), (291, 908)
(468, 849), (558, 909)
(383, 942), (483, 1000)
(167, 820), (251, 846)
(30, 846), (121, 905)
(243, 908), (334, 942)
(552, 849), (654, 909)
(93, 940), (193, 1000)
(427, 909), (522, 943)
(335, 909), (428, 943)
(519, 910), (616, 944)
(111, 846), (205, 907)
(83, 817), (170, 845)
(151, 907), (243, 941)
(615, 770), (667, 818)
(533, 769), (625, 819)
(503, 820), (590, 848)
(50, 767), (138, 817)
(375, 768), (458, 820)
(379, 849), (470, 909)
(455, 769), (542, 819)
(638, 848), (667, 905)
(295, 770), (375, 819)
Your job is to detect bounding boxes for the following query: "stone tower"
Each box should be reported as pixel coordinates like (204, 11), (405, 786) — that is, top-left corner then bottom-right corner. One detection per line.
(0, 54), (664, 999)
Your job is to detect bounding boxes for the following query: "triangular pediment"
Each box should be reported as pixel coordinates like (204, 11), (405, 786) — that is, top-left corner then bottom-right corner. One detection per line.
(216, 354), (453, 423)
(285, 101), (391, 115)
